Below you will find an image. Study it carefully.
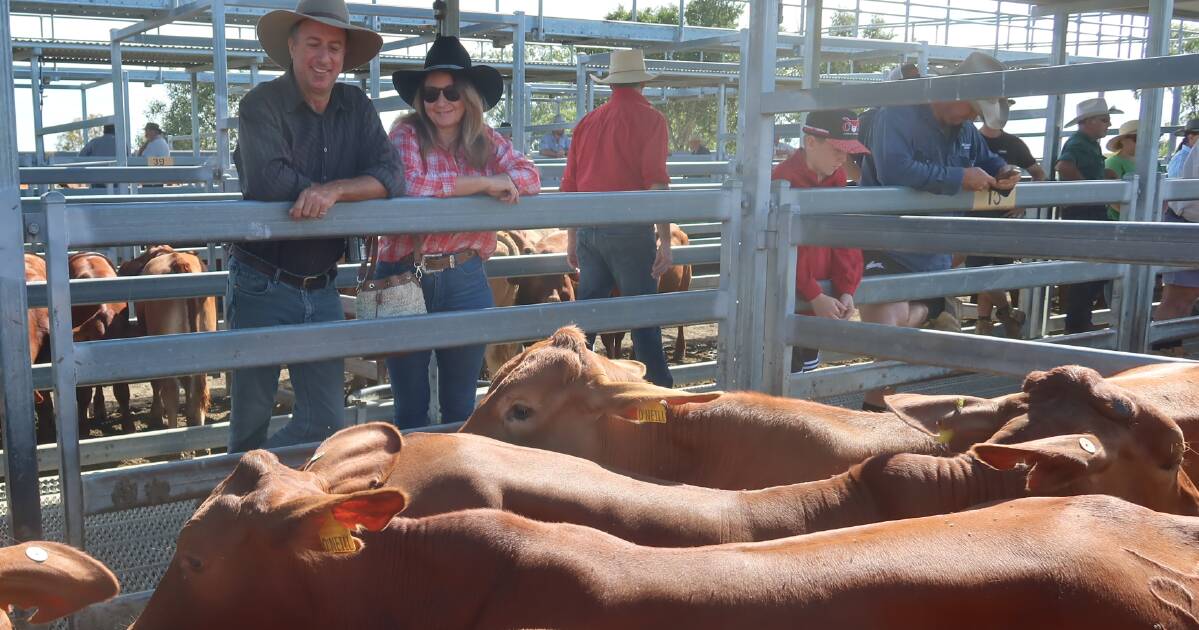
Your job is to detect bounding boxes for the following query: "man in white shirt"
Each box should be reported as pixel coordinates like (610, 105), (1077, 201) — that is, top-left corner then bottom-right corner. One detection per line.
(137, 122), (171, 158)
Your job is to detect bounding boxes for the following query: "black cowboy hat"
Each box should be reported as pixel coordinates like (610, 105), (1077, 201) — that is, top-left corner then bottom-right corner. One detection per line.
(392, 36), (504, 111)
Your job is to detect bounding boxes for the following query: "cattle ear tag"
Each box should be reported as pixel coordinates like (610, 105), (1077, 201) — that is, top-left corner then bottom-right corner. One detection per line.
(318, 510), (359, 554)
(1079, 437), (1097, 454)
(633, 401), (668, 424)
(25, 546), (48, 563)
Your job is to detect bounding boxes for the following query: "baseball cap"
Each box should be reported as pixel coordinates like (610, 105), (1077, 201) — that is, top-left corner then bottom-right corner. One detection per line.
(803, 109), (870, 154)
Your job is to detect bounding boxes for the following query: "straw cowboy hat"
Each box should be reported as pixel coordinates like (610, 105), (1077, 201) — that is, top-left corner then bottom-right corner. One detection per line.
(1107, 120), (1140, 152)
(392, 36), (504, 111)
(1175, 118), (1199, 136)
(949, 52), (1008, 130)
(592, 49), (659, 85)
(1066, 97), (1123, 127)
(257, 0), (383, 71)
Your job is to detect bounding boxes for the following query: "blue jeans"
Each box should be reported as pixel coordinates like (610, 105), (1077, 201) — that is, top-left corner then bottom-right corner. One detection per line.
(225, 257), (347, 452)
(377, 256), (492, 429)
(576, 226), (673, 387)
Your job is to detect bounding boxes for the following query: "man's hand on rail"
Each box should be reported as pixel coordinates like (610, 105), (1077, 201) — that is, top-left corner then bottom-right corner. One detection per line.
(290, 182), (339, 220)
(837, 293), (856, 319)
(993, 166), (1020, 192)
(961, 167), (997, 192)
(811, 294), (847, 319)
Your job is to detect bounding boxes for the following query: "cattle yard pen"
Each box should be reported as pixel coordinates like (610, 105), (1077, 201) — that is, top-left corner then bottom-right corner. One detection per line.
(4, 0), (1199, 626)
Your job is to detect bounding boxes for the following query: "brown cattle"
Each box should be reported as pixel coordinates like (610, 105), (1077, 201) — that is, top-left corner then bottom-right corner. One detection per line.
(601, 223), (691, 362)
(24, 254), (55, 443)
(308, 367), (1198, 547)
(131, 454), (1199, 629)
(115, 244), (177, 277)
(484, 229), (556, 377)
(461, 326), (1018, 489)
(68, 252), (134, 432)
(513, 230), (576, 306)
(135, 252), (217, 429)
(0, 541), (119, 629)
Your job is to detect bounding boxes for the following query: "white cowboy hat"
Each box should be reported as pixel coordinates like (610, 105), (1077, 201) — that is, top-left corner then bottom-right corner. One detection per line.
(1066, 97), (1123, 128)
(257, 0), (383, 71)
(1106, 119), (1140, 152)
(950, 52), (1008, 130)
(592, 49), (659, 85)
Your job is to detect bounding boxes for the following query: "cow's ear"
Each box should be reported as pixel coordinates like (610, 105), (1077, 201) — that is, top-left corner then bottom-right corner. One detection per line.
(884, 393), (1005, 438)
(303, 423), (404, 495)
(279, 488), (408, 547)
(589, 380), (721, 423)
(0, 542), (120, 624)
(971, 434), (1108, 494)
(610, 359), (648, 380)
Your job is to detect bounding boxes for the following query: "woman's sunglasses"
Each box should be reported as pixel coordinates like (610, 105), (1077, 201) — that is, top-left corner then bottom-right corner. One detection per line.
(422, 85), (461, 103)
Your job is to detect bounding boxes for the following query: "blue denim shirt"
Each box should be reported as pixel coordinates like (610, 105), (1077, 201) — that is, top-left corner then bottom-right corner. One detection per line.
(861, 104), (1007, 272)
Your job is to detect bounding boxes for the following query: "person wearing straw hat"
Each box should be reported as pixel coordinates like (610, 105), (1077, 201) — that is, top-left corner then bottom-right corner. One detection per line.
(561, 48), (674, 387)
(1154, 141), (1199, 355)
(1105, 119), (1139, 220)
(226, 0), (403, 452)
(1055, 96), (1123, 335)
(855, 51), (1018, 411)
(1168, 118), (1199, 179)
(377, 35), (540, 430)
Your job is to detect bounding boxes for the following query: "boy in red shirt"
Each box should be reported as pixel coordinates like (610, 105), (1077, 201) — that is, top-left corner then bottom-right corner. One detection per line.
(771, 109), (870, 372)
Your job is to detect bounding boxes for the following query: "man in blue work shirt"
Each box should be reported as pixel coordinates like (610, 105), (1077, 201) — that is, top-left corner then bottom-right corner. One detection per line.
(857, 51), (1019, 412)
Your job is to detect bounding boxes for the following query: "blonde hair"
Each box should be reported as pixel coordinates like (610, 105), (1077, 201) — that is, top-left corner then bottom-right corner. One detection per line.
(402, 76), (494, 171)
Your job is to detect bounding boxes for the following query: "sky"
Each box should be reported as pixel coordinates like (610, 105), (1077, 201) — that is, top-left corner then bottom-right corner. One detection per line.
(9, 0), (1184, 159)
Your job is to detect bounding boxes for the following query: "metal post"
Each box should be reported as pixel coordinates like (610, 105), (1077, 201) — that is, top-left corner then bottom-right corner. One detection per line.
(733, 0), (779, 391)
(110, 35), (129, 197)
(42, 193), (85, 549)
(716, 82), (728, 161)
(250, 62), (260, 88)
(213, 0), (231, 189)
(444, 0), (460, 37)
(80, 88), (89, 141)
(678, 0), (685, 32)
(631, 0), (637, 22)
(801, 1), (821, 90)
(0, 0), (43, 543)
(368, 16), (380, 98)
(189, 72), (201, 158)
(31, 51), (45, 165)
(1168, 24), (1184, 157)
(575, 54), (587, 119)
(1119, 0), (1173, 352)
(511, 12), (528, 154)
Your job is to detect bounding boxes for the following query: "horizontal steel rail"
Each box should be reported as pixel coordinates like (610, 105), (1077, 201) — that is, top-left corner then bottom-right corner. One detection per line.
(1150, 316), (1199, 344)
(536, 161), (733, 179)
(20, 165), (215, 185)
(24, 244), (723, 307)
(795, 215), (1199, 267)
(784, 180), (1132, 216)
(37, 116), (117, 137)
(785, 317), (1188, 379)
(797, 261), (1122, 309)
(67, 291), (723, 385)
(762, 54), (1199, 113)
(41, 190), (732, 248)
(1159, 178), (1199, 202)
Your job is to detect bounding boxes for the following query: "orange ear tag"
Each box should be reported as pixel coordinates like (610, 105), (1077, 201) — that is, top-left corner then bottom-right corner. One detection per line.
(633, 401), (668, 424)
(319, 510), (359, 554)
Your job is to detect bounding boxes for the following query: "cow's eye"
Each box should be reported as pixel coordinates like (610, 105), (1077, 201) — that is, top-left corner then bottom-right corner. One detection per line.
(184, 555), (205, 573)
(507, 403), (533, 422)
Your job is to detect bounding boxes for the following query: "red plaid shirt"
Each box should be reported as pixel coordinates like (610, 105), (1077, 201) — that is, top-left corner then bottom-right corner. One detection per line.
(378, 123), (541, 262)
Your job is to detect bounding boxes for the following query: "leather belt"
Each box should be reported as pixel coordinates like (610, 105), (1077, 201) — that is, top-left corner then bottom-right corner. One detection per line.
(400, 249), (478, 273)
(231, 248), (335, 290)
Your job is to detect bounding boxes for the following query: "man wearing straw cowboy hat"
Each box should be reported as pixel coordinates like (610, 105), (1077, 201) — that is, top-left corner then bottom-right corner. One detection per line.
(1056, 96), (1122, 335)
(856, 51), (1018, 412)
(562, 49), (675, 387)
(227, 0), (403, 452)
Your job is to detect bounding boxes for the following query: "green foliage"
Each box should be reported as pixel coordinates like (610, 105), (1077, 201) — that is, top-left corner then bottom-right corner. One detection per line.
(54, 114), (108, 152)
(826, 11), (896, 75)
(144, 81), (242, 151)
(1174, 30), (1199, 122)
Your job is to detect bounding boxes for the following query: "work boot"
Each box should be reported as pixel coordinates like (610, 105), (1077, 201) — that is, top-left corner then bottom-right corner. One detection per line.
(926, 311), (961, 332)
(994, 305), (1026, 339)
(975, 316), (994, 336)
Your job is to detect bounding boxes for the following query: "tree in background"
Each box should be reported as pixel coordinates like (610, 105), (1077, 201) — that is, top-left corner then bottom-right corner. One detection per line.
(1174, 28), (1199, 122)
(603, 0), (742, 153)
(826, 11), (897, 75)
(145, 81), (242, 152)
(54, 114), (109, 152)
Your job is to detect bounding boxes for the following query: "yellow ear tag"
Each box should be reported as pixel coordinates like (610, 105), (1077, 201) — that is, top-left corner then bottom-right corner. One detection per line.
(955, 397), (966, 412)
(634, 401), (668, 424)
(319, 511), (359, 554)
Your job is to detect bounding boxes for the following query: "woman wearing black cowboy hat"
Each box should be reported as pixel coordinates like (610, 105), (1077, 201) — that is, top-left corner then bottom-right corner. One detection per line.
(375, 35), (540, 430)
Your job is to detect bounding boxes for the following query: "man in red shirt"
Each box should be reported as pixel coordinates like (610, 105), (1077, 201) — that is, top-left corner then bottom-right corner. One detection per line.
(772, 109), (870, 372)
(563, 49), (674, 386)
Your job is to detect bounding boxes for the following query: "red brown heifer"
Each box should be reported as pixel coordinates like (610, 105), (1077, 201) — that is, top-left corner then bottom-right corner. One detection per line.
(24, 254), (55, 443)
(135, 252), (217, 429)
(130, 454), (1199, 630)
(0, 541), (119, 629)
(308, 369), (1199, 548)
(601, 223), (691, 362)
(484, 229), (557, 377)
(461, 326), (1018, 489)
(68, 252), (135, 432)
(513, 230), (576, 306)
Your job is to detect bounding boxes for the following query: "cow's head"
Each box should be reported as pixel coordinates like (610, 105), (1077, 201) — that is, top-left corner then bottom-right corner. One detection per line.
(972, 365), (1197, 515)
(130, 450), (407, 630)
(514, 273), (576, 305)
(0, 541), (119, 628)
(116, 245), (175, 277)
(461, 326), (719, 459)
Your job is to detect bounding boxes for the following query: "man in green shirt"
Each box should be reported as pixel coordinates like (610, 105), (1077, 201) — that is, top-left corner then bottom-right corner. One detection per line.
(1056, 97), (1122, 334)
(1105, 119), (1138, 220)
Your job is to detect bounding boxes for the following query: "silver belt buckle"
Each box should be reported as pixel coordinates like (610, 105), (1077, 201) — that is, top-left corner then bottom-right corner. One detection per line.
(417, 254), (442, 274)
